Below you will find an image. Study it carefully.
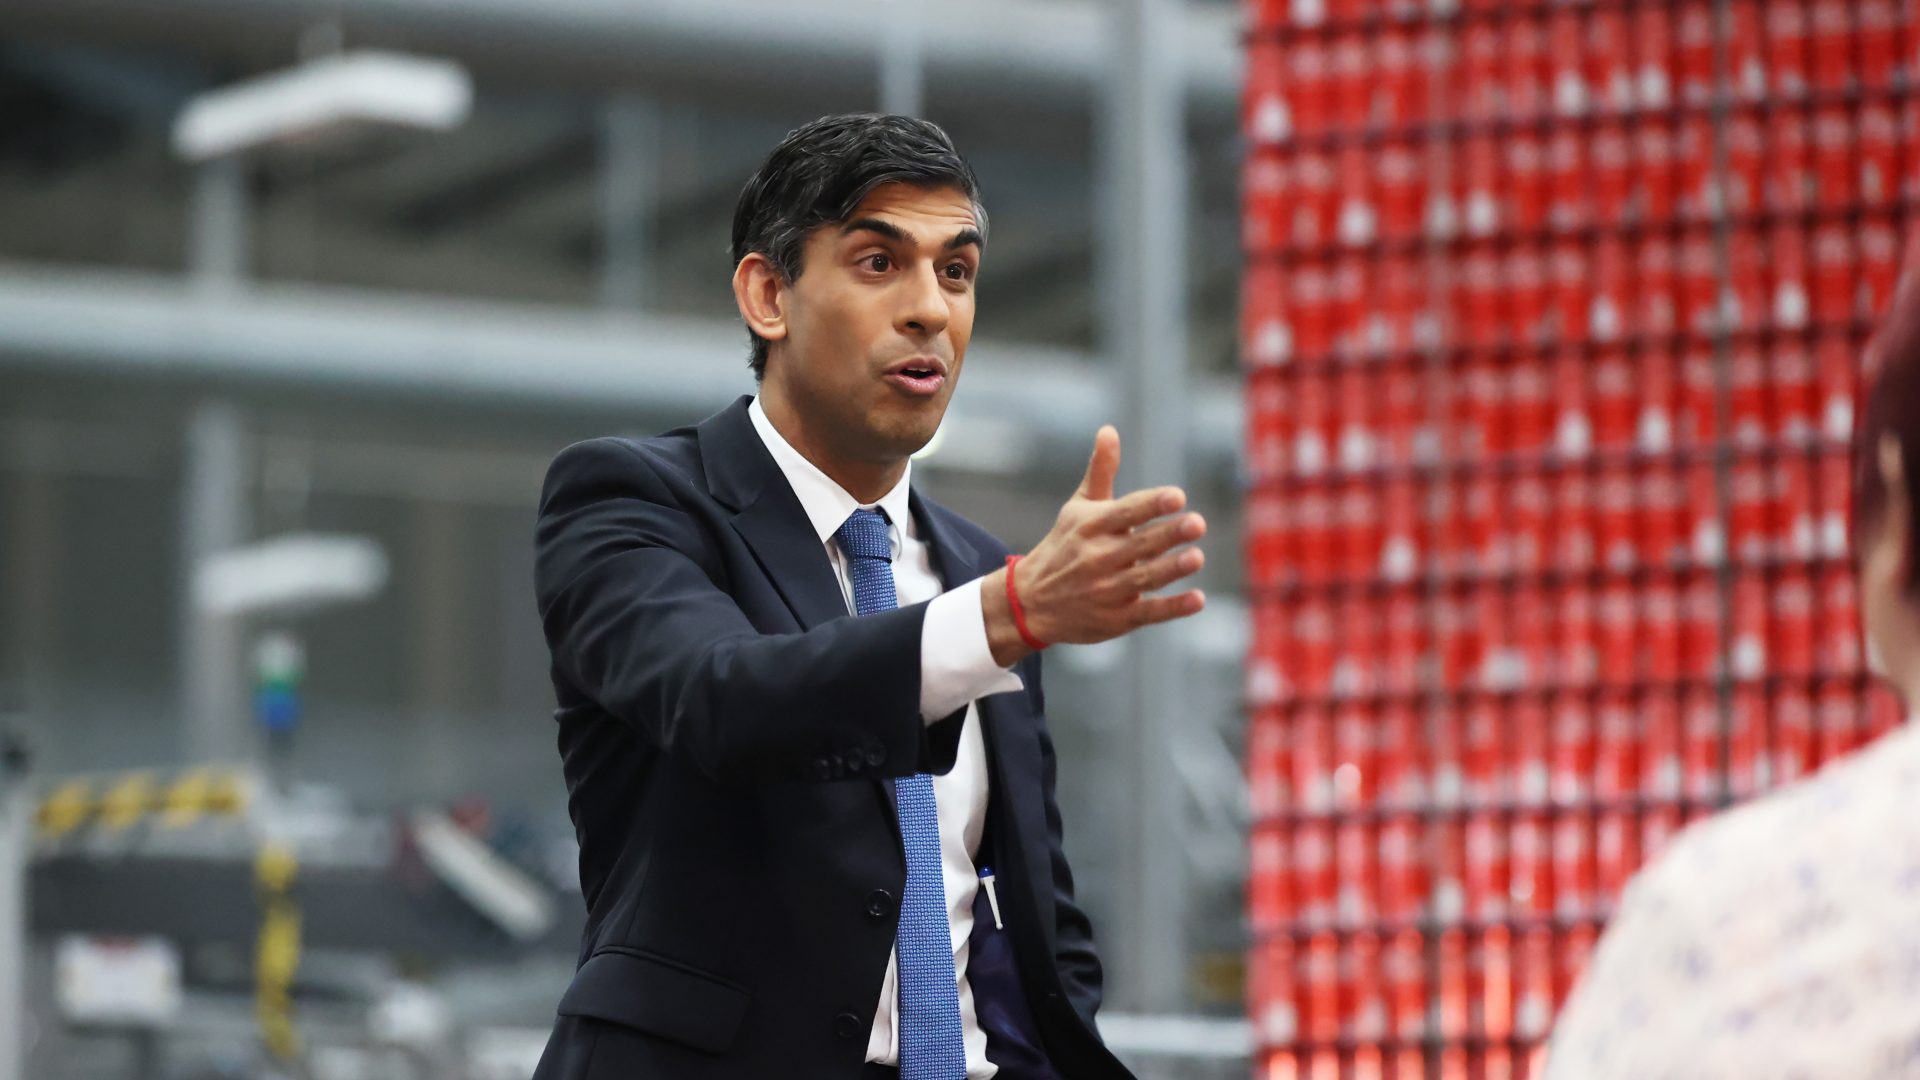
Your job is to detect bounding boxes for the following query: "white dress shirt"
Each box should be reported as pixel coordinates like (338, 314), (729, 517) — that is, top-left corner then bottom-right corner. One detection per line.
(1545, 716), (1920, 1080)
(748, 398), (1023, 1078)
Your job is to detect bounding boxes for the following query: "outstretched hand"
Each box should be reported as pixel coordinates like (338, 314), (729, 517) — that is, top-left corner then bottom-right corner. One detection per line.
(982, 426), (1207, 665)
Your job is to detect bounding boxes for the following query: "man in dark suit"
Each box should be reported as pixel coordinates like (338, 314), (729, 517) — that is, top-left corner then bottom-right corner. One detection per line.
(532, 114), (1207, 1080)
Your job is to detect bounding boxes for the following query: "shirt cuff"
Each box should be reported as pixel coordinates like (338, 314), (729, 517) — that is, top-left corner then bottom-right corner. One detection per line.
(920, 576), (1025, 723)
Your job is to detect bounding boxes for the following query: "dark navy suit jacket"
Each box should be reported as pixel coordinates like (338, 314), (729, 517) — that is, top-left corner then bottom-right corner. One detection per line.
(530, 396), (1135, 1079)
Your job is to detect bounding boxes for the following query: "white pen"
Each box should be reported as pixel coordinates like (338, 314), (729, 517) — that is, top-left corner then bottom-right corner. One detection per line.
(978, 866), (1004, 929)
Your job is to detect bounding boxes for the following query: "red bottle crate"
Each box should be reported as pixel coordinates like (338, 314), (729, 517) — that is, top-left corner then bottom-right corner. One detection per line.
(1641, 573), (1683, 679)
(1774, 451), (1818, 560)
(1251, 822), (1293, 933)
(1677, 4), (1717, 105)
(1681, 684), (1725, 800)
(1817, 448), (1853, 559)
(1556, 581), (1599, 688)
(1637, 235), (1680, 341)
(1458, 21), (1506, 127)
(1462, 693), (1504, 803)
(1632, 5), (1677, 112)
(1554, 926), (1600, 1010)
(1430, 817), (1467, 921)
(1375, 27), (1424, 131)
(1640, 688), (1684, 799)
(1378, 812), (1426, 918)
(1508, 14), (1550, 122)
(1509, 245), (1550, 349)
(1546, 7), (1589, 117)
(1814, 331), (1858, 446)
(1681, 568), (1725, 678)
(1543, 243), (1587, 347)
(1637, 119), (1679, 225)
(1551, 808), (1595, 920)
(1250, 717), (1291, 819)
(1551, 465), (1597, 574)
(1859, 0), (1902, 90)
(1807, 0), (1853, 94)
(1251, 940), (1300, 1051)
(1509, 812), (1552, 916)
(1377, 700), (1425, 809)
(1861, 213), (1902, 319)
(1812, 106), (1855, 212)
(1817, 565), (1863, 675)
(1816, 677), (1863, 764)
(1335, 818), (1377, 926)
(1594, 807), (1640, 911)
(1772, 682), (1817, 786)
(1243, 260), (1290, 368)
(1512, 696), (1551, 804)
(1765, 0), (1813, 99)
(1465, 811), (1509, 920)
(1545, 129), (1590, 233)
(1295, 818), (1337, 928)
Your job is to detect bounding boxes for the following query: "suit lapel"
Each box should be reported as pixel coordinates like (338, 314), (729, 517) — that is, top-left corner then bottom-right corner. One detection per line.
(696, 396), (849, 631)
(729, 494), (849, 630)
(909, 488), (982, 592)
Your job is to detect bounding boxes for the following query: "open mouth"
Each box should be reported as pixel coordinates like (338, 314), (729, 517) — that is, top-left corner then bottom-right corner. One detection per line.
(885, 362), (946, 396)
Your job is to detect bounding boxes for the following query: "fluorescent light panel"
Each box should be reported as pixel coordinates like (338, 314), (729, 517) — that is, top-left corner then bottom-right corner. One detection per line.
(173, 50), (472, 162)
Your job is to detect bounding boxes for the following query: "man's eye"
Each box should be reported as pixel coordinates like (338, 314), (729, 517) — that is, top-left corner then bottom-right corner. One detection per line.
(945, 263), (973, 281)
(865, 254), (891, 272)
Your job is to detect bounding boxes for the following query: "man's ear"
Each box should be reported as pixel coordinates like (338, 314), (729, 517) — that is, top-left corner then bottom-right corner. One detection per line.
(1882, 434), (1915, 591)
(732, 253), (789, 346)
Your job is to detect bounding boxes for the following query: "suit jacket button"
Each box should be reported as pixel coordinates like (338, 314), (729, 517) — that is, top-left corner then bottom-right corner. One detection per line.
(813, 757), (834, 780)
(833, 1012), (863, 1039)
(864, 746), (886, 767)
(865, 889), (894, 920)
(844, 754), (865, 774)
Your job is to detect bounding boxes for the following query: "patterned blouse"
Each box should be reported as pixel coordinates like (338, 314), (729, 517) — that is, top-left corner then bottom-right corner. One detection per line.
(1545, 719), (1920, 1080)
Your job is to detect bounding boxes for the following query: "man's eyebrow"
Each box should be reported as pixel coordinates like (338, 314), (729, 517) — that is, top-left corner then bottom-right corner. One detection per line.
(840, 217), (912, 245)
(945, 227), (984, 252)
(839, 218), (984, 253)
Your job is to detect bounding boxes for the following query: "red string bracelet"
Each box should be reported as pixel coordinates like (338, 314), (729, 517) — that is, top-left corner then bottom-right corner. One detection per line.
(1004, 554), (1049, 652)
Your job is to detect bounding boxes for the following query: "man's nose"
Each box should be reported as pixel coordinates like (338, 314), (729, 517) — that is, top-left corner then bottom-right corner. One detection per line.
(898, 263), (949, 337)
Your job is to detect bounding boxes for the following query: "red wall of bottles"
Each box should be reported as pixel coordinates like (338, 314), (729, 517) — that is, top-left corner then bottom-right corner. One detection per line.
(1241, 2), (1915, 1077)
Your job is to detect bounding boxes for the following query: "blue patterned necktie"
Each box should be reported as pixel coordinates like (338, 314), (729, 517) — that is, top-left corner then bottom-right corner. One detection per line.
(833, 508), (967, 1080)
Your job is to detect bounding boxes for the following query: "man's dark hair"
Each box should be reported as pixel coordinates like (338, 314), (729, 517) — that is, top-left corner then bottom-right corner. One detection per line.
(1856, 236), (1920, 599)
(729, 113), (987, 381)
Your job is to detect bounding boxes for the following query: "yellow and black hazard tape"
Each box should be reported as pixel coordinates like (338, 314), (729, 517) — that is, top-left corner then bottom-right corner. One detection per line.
(36, 768), (249, 838)
(254, 840), (303, 1061)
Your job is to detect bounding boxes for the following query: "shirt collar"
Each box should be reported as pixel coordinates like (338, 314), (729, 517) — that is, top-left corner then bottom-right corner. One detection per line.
(747, 395), (915, 550)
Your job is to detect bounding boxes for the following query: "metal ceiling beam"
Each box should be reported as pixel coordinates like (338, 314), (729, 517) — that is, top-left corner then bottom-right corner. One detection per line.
(0, 263), (1242, 470)
(1, 0), (1241, 118)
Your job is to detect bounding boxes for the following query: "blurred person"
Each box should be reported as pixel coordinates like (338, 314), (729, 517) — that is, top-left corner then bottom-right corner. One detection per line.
(1543, 235), (1920, 1079)
(531, 114), (1205, 1080)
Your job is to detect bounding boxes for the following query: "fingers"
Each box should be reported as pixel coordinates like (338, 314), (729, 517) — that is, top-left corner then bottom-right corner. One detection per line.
(1124, 511), (1207, 564)
(1130, 589), (1207, 627)
(1120, 545), (1205, 598)
(1086, 485), (1187, 534)
(1076, 425), (1121, 501)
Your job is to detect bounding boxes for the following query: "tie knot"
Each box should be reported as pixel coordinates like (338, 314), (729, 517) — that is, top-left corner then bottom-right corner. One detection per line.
(834, 508), (892, 562)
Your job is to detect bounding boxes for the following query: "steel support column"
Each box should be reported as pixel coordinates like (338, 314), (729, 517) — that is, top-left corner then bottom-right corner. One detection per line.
(1101, 0), (1192, 1014)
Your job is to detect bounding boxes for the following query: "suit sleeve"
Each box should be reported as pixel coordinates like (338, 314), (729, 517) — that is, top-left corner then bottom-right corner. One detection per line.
(534, 437), (960, 784)
(1027, 658), (1106, 1025)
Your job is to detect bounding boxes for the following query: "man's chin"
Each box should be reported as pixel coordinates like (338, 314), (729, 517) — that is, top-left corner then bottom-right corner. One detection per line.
(868, 415), (945, 461)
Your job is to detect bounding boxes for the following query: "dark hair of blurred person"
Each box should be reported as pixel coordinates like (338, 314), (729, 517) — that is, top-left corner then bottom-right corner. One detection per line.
(729, 113), (988, 383)
(1856, 247), (1920, 707)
